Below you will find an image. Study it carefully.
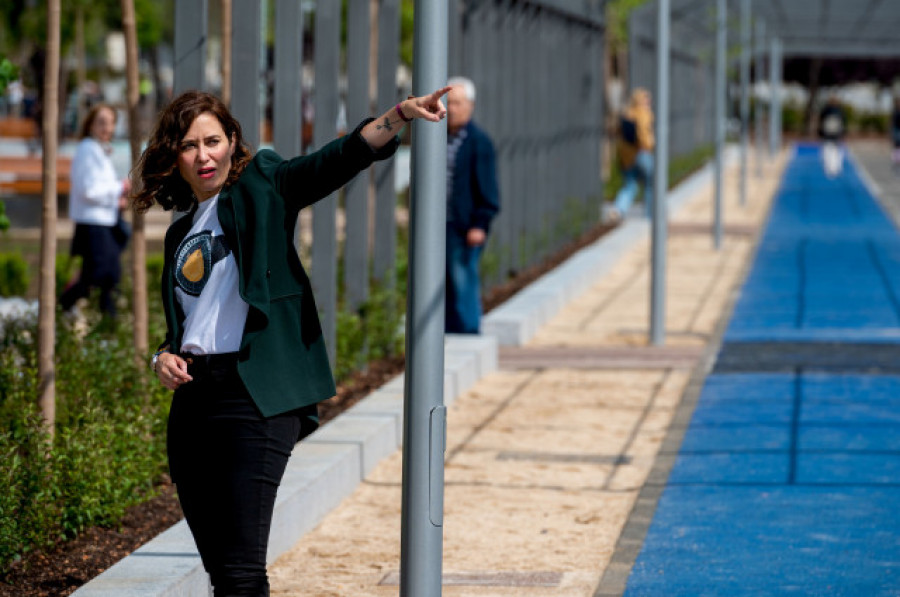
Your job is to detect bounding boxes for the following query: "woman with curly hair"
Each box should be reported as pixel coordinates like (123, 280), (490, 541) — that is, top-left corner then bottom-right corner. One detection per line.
(133, 87), (449, 597)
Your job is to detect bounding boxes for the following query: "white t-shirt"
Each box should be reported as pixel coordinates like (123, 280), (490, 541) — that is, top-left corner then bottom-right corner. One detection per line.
(175, 195), (249, 355)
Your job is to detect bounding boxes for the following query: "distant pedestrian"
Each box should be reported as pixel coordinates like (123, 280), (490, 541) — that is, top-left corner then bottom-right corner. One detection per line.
(6, 79), (23, 118)
(818, 95), (846, 178)
(444, 76), (500, 334)
(609, 88), (655, 222)
(60, 104), (130, 320)
(132, 86), (450, 597)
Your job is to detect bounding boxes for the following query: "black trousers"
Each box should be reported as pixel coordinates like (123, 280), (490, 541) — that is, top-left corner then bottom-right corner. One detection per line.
(60, 223), (122, 317)
(167, 356), (318, 597)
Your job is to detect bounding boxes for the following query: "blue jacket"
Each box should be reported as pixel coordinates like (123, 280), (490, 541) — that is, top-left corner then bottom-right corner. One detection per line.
(447, 120), (500, 235)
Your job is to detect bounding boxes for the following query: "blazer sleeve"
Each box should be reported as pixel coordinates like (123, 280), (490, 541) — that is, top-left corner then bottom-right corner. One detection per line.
(272, 118), (399, 211)
(470, 132), (500, 233)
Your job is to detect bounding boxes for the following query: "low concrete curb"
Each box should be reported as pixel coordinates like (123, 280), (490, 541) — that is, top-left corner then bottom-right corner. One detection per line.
(72, 334), (498, 596)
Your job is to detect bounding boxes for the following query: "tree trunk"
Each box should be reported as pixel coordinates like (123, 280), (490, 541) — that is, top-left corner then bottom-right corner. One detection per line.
(803, 57), (823, 137)
(121, 0), (147, 360)
(75, 4), (87, 130)
(221, 0), (232, 105)
(39, 0), (62, 437)
(148, 47), (165, 112)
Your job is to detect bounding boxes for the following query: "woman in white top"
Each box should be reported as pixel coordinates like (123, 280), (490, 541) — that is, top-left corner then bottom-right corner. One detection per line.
(60, 104), (131, 318)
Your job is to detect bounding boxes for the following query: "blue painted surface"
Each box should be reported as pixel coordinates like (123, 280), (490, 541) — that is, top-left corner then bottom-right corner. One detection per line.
(624, 148), (900, 596)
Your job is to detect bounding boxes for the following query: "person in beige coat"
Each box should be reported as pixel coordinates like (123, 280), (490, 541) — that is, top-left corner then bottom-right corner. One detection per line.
(609, 88), (655, 221)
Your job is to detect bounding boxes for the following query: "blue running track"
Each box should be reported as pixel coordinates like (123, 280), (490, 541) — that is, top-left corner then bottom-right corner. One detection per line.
(623, 145), (900, 596)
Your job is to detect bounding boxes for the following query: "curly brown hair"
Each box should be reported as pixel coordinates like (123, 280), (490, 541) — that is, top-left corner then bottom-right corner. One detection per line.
(131, 90), (252, 213)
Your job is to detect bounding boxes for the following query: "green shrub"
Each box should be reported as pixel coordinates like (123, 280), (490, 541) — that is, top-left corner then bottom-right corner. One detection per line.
(857, 112), (888, 135)
(0, 253), (28, 297)
(0, 201), (10, 232)
(334, 309), (365, 382)
(146, 254), (164, 297)
(0, 282), (171, 574)
(360, 283), (405, 362)
(782, 101), (804, 134)
(55, 253), (82, 297)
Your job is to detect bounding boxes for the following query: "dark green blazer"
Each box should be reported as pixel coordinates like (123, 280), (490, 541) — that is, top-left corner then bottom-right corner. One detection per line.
(160, 121), (398, 417)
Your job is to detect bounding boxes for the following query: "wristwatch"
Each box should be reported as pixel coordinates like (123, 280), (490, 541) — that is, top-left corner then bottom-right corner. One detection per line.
(150, 349), (169, 373)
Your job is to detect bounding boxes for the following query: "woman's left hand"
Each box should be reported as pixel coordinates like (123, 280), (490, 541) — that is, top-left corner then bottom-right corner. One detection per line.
(400, 87), (452, 122)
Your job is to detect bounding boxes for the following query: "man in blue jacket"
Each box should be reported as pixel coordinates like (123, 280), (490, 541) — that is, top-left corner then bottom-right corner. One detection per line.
(445, 76), (500, 334)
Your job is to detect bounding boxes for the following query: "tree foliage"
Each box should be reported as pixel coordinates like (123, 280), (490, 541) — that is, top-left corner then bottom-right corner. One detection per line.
(0, 0), (171, 64)
(606, 0), (650, 53)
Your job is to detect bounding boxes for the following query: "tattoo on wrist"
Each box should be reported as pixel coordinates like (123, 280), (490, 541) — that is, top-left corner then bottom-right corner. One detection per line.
(376, 116), (396, 132)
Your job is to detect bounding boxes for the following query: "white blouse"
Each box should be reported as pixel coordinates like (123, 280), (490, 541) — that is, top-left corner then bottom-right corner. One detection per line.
(68, 137), (123, 226)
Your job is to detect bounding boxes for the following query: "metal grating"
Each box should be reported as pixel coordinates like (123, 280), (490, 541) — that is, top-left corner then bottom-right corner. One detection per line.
(668, 222), (758, 237)
(499, 345), (705, 370)
(379, 570), (563, 587)
(497, 451), (633, 465)
(714, 341), (900, 373)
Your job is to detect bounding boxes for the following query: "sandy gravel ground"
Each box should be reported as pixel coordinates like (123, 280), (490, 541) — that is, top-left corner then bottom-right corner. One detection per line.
(269, 151), (787, 596)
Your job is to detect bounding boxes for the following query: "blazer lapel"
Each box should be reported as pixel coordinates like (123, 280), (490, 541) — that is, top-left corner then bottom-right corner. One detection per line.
(217, 186), (269, 319)
(162, 206), (196, 351)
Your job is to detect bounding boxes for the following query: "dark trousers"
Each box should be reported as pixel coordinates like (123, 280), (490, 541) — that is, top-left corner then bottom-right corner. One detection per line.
(167, 358), (316, 597)
(60, 223), (122, 317)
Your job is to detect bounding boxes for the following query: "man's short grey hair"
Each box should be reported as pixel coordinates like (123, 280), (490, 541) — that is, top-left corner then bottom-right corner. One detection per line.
(447, 76), (476, 102)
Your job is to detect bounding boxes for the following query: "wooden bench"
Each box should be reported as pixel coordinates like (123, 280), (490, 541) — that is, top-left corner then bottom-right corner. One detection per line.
(0, 117), (37, 138)
(0, 155), (72, 195)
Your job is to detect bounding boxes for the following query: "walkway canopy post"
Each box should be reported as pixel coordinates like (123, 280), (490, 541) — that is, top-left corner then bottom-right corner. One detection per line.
(714, 0), (726, 250)
(769, 36), (781, 156)
(739, 0), (750, 206)
(650, 0), (670, 346)
(755, 19), (765, 177)
(400, 1), (448, 595)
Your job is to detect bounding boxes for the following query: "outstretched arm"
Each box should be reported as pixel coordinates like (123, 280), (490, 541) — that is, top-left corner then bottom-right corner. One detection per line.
(360, 86), (451, 149)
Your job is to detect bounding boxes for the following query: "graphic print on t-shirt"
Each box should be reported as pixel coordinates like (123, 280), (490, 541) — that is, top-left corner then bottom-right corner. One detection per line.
(174, 230), (232, 296)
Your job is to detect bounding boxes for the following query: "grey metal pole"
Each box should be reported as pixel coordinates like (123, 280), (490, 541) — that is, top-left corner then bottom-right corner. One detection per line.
(714, 0), (726, 251)
(775, 39), (784, 147)
(739, 0), (750, 206)
(374, 0), (401, 287)
(400, 1), (448, 595)
(344, 0), (372, 312)
(755, 20), (765, 178)
(273, 0), (302, 158)
(230, 0), (261, 149)
(769, 36), (780, 156)
(173, 0), (207, 94)
(311, 0), (340, 367)
(650, 0), (669, 346)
